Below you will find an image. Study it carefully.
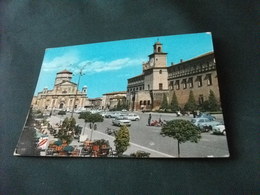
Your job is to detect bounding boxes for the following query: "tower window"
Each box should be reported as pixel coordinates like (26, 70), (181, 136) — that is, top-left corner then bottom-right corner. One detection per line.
(159, 70), (162, 74)
(159, 83), (163, 90)
(158, 47), (161, 52)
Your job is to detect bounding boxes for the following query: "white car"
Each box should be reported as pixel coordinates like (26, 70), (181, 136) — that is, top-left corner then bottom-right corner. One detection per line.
(123, 113), (140, 121)
(105, 112), (122, 118)
(112, 116), (131, 126)
(198, 120), (222, 131)
(212, 124), (226, 135)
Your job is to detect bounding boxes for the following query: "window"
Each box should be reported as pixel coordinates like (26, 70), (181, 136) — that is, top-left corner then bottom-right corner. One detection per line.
(207, 74), (212, 85)
(159, 83), (163, 90)
(197, 76), (202, 87)
(144, 101), (146, 105)
(147, 85), (150, 90)
(169, 81), (174, 90)
(140, 101), (143, 105)
(182, 79), (187, 89)
(148, 100), (150, 105)
(159, 70), (162, 74)
(158, 47), (161, 52)
(188, 78), (193, 88)
(175, 80), (180, 90)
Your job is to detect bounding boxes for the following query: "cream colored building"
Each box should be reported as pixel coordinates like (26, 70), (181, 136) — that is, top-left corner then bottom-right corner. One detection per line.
(101, 91), (127, 110)
(127, 42), (220, 111)
(32, 70), (89, 112)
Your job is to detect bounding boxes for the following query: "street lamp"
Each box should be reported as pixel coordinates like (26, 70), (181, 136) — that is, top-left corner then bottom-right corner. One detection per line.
(71, 62), (90, 117)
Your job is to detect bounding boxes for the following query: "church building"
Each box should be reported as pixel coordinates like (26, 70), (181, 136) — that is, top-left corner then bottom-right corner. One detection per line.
(32, 70), (89, 112)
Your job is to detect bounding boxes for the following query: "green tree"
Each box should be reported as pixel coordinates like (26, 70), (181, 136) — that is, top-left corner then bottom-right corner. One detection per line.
(160, 93), (168, 110)
(208, 90), (220, 111)
(78, 111), (91, 119)
(58, 117), (76, 144)
(82, 113), (104, 140)
(170, 92), (179, 112)
(184, 91), (197, 111)
(114, 126), (130, 156)
(161, 119), (201, 157)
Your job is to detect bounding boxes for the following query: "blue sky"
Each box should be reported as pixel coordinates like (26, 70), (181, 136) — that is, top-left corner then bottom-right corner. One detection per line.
(35, 32), (214, 98)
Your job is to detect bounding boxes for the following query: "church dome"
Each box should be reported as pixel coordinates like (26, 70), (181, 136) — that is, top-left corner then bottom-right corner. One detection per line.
(57, 69), (72, 74)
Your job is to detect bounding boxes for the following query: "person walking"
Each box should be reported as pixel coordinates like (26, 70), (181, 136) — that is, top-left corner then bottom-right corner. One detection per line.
(148, 113), (152, 126)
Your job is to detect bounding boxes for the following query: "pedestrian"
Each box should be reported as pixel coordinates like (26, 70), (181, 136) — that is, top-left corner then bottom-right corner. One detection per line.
(148, 113), (152, 126)
(192, 110), (196, 118)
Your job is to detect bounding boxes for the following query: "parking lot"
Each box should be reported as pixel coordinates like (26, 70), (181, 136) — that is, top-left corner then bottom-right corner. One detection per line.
(47, 111), (229, 158)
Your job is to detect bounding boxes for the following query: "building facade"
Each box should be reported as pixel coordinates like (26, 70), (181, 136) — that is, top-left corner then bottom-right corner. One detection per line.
(101, 91), (127, 110)
(127, 42), (220, 111)
(32, 70), (89, 112)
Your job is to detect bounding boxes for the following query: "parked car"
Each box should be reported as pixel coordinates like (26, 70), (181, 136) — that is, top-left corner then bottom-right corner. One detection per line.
(112, 116), (131, 126)
(100, 112), (107, 117)
(57, 110), (66, 115)
(123, 113), (140, 121)
(197, 113), (216, 121)
(106, 112), (124, 118)
(198, 120), (222, 132)
(191, 117), (211, 127)
(212, 124), (226, 135)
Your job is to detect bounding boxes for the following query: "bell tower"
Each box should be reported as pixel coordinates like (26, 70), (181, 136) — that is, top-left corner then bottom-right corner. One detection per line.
(148, 41), (167, 68)
(55, 69), (73, 85)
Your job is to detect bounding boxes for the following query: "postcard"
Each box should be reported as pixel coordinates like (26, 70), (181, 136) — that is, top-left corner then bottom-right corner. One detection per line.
(14, 32), (229, 158)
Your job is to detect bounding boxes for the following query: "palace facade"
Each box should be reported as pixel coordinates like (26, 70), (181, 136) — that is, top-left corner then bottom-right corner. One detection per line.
(127, 42), (220, 111)
(32, 70), (89, 112)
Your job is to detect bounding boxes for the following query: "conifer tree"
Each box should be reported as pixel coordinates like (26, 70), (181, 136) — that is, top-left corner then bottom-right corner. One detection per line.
(208, 90), (220, 111)
(170, 92), (179, 112)
(160, 93), (168, 110)
(184, 91), (197, 111)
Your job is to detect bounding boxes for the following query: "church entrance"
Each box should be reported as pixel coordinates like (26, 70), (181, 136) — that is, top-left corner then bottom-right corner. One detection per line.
(59, 103), (64, 109)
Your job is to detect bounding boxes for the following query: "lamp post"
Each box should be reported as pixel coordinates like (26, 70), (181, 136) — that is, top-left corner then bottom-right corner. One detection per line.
(71, 63), (90, 117)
